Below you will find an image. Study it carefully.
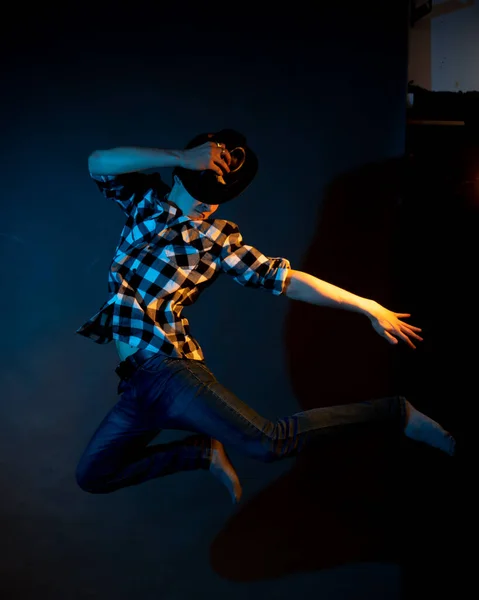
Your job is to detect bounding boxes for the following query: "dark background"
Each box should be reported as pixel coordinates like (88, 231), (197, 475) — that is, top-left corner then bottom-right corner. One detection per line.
(1, 2), (471, 599)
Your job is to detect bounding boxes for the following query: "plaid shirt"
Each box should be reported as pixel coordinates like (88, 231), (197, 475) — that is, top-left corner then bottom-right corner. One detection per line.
(76, 172), (291, 360)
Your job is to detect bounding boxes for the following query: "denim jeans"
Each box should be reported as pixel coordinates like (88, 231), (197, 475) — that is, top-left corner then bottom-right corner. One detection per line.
(76, 349), (407, 493)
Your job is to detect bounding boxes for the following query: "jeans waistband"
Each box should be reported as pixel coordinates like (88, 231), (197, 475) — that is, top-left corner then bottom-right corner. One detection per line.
(115, 348), (165, 380)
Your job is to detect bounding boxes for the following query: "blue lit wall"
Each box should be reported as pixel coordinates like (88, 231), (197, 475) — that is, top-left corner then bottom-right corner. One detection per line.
(1, 4), (417, 599)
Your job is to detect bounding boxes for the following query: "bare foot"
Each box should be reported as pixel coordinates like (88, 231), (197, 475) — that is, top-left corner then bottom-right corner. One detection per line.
(404, 400), (456, 456)
(209, 440), (243, 504)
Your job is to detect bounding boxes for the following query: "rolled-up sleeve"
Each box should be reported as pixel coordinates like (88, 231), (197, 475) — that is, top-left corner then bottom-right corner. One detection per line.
(218, 223), (291, 295)
(91, 172), (170, 218)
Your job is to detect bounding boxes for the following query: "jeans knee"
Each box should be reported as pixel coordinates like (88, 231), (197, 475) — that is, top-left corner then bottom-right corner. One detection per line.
(75, 465), (108, 494)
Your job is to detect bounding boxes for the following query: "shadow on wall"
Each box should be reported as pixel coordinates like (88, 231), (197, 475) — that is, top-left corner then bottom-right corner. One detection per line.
(208, 157), (411, 580)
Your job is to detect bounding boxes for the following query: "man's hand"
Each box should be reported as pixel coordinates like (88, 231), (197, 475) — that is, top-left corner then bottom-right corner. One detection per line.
(367, 302), (423, 349)
(181, 142), (231, 177)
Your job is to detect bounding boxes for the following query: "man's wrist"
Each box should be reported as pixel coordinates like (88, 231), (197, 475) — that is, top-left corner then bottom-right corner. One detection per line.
(356, 298), (377, 318)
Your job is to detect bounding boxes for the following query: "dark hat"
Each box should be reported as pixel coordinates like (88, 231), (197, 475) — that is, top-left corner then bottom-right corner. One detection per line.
(173, 128), (258, 205)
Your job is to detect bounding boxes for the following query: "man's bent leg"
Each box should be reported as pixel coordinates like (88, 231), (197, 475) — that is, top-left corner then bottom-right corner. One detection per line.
(75, 375), (210, 494)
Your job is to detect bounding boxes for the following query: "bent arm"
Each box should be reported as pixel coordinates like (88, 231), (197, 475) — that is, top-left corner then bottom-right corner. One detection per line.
(88, 147), (186, 175)
(284, 269), (375, 316)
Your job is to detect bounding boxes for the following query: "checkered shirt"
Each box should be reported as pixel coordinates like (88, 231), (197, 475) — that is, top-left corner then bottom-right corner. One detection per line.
(76, 172), (291, 360)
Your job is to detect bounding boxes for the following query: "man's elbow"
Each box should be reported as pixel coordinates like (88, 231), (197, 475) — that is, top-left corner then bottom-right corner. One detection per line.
(283, 269), (297, 297)
(88, 150), (106, 174)
(283, 269), (312, 300)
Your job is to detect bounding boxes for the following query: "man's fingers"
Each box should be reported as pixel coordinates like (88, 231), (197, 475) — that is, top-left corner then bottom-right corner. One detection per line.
(384, 331), (398, 344)
(222, 148), (232, 165)
(198, 142), (231, 175)
(400, 323), (423, 341)
(216, 146), (231, 171)
(408, 330), (423, 341)
(211, 155), (230, 174)
(217, 158), (231, 173)
(397, 318), (422, 332)
(385, 326), (416, 349)
(397, 330), (417, 349)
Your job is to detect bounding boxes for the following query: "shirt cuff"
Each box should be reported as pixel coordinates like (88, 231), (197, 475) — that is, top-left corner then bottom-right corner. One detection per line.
(269, 259), (292, 296)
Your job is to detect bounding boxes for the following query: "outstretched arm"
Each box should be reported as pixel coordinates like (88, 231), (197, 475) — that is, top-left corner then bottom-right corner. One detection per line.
(88, 142), (231, 176)
(284, 270), (423, 349)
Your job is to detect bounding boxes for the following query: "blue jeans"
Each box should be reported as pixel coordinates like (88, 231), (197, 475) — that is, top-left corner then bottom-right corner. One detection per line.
(76, 349), (407, 493)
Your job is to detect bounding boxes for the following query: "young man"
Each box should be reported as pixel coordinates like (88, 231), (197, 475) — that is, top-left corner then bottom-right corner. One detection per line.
(75, 129), (455, 505)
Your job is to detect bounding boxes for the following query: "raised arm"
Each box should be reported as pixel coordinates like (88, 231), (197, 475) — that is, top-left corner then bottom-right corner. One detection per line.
(284, 269), (423, 349)
(88, 142), (231, 176)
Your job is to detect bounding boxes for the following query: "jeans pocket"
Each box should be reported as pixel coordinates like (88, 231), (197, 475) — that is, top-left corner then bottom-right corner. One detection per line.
(197, 361), (216, 380)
